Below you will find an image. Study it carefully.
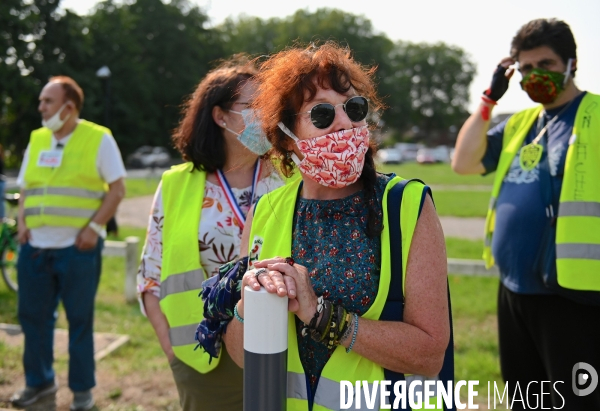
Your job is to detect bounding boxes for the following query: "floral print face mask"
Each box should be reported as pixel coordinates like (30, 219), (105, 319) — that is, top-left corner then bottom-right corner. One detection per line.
(278, 122), (370, 188)
(519, 58), (573, 104)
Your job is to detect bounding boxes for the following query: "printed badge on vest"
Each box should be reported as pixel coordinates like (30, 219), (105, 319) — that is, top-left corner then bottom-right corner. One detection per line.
(37, 150), (63, 168)
(248, 236), (264, 269)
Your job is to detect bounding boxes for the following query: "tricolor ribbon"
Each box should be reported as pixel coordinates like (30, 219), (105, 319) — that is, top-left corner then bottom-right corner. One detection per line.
(215, 160), (262, 230)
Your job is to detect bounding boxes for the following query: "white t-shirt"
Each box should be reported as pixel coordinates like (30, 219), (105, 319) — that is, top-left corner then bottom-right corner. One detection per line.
(17, 123), (127, 249)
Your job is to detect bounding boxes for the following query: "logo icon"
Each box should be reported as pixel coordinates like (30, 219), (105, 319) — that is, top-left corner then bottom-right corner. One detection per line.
(572, 362), (598, 397)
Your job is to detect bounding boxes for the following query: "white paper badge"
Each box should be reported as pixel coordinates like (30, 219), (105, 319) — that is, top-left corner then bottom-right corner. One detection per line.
(37, 150), (63, 168)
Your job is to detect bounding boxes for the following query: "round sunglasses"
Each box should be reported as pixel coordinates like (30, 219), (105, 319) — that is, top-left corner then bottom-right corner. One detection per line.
(296, 96), (369, 129)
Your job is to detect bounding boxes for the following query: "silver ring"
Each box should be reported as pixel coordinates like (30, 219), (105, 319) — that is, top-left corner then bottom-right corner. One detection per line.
(254, 268), (267, 278)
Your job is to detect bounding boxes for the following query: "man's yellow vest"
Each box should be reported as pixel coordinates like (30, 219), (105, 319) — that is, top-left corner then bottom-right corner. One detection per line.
(249, 176), (442, 411)
(23, 120), (108, 229)
(484, 92), (600, 292)
(160, 162), (220, 373)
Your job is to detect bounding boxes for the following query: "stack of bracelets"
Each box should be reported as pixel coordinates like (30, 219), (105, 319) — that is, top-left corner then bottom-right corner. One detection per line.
(302, 296), (359, 353)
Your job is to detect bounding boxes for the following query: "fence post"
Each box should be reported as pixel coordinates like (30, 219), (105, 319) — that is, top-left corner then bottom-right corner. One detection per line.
(124, 236), (140, 303)
(244, 287), (288, 411)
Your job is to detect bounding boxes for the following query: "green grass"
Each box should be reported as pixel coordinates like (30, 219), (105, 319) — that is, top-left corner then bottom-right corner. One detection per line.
(446, 236), (503, 405)
(125, 177), (161, 198)
(434, 190), (490, 217)
(446, 237), (483, 260)
(450, 274), (504, 403)
(379, 162), (494, 186)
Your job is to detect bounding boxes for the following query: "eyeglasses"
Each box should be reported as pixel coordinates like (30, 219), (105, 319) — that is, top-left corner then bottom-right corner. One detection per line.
(296, 96), (369, 129)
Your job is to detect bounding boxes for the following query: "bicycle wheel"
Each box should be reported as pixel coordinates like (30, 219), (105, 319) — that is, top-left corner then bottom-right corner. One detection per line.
(1, 227), (19, 292)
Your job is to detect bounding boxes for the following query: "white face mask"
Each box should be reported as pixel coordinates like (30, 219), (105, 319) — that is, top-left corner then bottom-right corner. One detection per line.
(42, 103), (70, 132)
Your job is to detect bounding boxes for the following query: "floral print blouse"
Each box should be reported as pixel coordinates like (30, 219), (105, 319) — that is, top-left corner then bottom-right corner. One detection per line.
(136, 170), (284, 314)
(292, 173), (392, 393)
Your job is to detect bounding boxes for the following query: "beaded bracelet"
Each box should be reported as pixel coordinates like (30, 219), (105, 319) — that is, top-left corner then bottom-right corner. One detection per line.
(339, 313), (353, 343)
(326, 304), (347, 349)
(346, 313), (359, 353)
(233, 304), (244, 324)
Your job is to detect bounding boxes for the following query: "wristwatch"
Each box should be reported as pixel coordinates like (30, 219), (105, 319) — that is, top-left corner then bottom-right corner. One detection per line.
(88, 221), (107, 239)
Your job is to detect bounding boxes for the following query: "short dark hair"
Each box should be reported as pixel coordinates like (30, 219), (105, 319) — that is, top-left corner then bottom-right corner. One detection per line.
(172, 54), (257, 172)
(48, 76), (84, 111)
(511, 18), (577, 72)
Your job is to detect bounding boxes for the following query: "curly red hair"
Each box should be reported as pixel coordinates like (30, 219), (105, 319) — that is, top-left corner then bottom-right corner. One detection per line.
(253, 42), (384, 237)
(252, 42), (383, 177)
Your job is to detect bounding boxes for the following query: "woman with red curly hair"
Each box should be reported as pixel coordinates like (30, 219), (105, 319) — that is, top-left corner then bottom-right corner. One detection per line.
(204, 43), (452, 410)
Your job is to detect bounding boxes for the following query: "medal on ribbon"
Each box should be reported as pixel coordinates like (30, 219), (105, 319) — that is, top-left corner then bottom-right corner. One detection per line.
(519, 143), (543, 171)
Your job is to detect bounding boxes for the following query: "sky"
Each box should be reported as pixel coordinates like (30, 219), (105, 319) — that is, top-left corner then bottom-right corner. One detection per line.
(61, 0), (600, 115)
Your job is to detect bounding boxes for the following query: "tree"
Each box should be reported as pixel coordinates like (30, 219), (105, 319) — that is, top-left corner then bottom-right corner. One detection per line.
(385, 41), (476, 143)
(0, 0), (224, 162)
(84, 0), (224, 156)
(217, 9), (475, 145)
(0, 0), (76, 161)
(1, 3), (476, 163)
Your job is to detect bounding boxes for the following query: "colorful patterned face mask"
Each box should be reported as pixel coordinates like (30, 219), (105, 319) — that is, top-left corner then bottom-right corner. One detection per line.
(519, 59), (572, 104)
(278, 123), (370, 188)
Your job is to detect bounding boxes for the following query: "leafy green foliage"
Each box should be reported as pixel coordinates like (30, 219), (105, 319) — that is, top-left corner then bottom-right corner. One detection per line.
(1, 2), (475, 164)
(218, 8), (474, 144)
(0, 0), (223, 163)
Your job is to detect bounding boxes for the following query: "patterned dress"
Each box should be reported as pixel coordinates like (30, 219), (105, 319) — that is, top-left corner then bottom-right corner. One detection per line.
(292, 173), (392, 392)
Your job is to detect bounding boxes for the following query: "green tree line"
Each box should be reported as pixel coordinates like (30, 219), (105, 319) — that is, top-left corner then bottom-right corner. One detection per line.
(0, 0), (476, 166)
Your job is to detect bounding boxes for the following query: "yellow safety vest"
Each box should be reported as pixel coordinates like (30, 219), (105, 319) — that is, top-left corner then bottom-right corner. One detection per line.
(160, 162), (220, 373)
(484, 92), (600, 292)
(23, 120), (108, 229)
(249, 176), (442, 411)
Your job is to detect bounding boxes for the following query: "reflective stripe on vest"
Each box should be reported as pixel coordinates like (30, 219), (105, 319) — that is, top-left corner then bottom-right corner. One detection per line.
(169, 323), (200, 347)
(558, 201), (600, 217)
(23, 121), (108, 229)
(250, 177), (444, 411)
(159, 162), (220, 373)
(24, 187), (105, 199)
(24, 206), (96, 219)
(159, 268), (205, 300)
(556, 244), (600, 260)
(287, 368), (441, 409)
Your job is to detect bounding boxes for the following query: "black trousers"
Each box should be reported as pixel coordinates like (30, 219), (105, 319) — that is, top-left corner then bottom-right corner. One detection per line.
(498, 283), (600, 410)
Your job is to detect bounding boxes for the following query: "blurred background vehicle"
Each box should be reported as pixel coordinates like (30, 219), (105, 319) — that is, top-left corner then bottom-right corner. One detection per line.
(416, 148), (438, 164)
(376, 148), (403, 164)
(394, 143), (424, 162)
(430, 145), (451, 162)
(415, 146), (451, 164)
(126, 146), (171, 168)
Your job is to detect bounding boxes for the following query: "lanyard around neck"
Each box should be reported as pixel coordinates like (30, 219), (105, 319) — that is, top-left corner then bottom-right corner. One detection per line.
(532, 98), (575, 145)
(215, 160), (262, 229)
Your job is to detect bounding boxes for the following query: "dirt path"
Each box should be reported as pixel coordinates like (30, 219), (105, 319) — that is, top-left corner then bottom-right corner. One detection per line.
(117, 196), (485, 240)
(116, 195), (154, 229)
(439, 216), (485, 240)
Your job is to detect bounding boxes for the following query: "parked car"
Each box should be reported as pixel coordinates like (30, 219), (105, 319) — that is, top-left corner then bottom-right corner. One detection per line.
(126, 146), (171, 168)
(430, 145), (451, 163)
(394, 143), (425, 162)
(376, 148), (403, 164)
(416, 148), (438, 164)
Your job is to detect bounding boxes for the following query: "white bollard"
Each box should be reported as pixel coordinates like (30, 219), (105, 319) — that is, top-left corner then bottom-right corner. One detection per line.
(243, 286), (288, 411)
